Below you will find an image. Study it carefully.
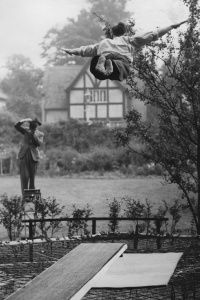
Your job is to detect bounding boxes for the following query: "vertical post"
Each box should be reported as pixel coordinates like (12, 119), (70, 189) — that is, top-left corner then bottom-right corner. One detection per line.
(134, 222), (139, 250)
(192, 273), (196, 299)
(29, 221), (33, 240)
(0, 159), (3, 175)
(92, 219), (96, 235)
(9, 157), (12, 174)
(41, 220), (44, 238)
(156, 219), (162, 250)
(170, 284), (176, 300)
(29, 221), (33, 262)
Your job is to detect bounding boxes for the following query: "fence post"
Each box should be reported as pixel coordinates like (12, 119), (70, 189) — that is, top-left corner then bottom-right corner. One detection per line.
(156, 220), (162, 250)
(170, 284), (176, 300)
(29, 221), (34, 239)
(192, 273), (196, 299)
(29, 221), (33, 262)
(134, 222), (139, 250)
(92, 219), (96, 235)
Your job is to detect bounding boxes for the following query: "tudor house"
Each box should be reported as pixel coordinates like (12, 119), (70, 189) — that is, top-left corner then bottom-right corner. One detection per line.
(42, 60), (147, 125)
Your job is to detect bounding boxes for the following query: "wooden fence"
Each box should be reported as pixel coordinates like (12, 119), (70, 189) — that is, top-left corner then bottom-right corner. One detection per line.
(22, 216), (168, 261)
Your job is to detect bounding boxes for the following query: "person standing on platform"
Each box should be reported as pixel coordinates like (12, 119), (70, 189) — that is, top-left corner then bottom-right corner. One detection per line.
(14, 118), (44, 196)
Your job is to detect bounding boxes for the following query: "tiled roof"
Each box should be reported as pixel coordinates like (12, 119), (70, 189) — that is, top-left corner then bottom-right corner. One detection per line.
(43, 64), (83, 109)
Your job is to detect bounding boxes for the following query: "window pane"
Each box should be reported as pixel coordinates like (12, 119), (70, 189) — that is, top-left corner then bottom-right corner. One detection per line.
(97, 105), (107, 118)
(86, 105), (96, 119)
(70, 105), (84, 118)
(109, 105), (123, 118)
(89, 89), (107, 103)
(109, 90), (122, 103)
(70, 90), (84, 103)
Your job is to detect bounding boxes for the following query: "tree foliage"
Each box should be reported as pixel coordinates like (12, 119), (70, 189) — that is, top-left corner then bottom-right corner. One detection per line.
(43, 119), (115, 151)
(0, 54), (43, 119)
(0, 194), (24, 241)
(116, 0), (200, 233)
(68, 204), (93, 237)
(107, 198), (121, 233)
(32, 197), (65, 238)
(41, 0), (130, 65)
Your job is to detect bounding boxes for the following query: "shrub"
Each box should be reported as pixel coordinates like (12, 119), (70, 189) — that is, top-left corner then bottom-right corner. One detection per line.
(0, 194), (24, 240)
(68, 204), (93, 237)
(32, 197), (65, 238)
(86, 147), (115, 172)
(123, 196), (147, 233)
(62, 148), (80, 173)
(123, 196), (146, 218)
(72, 153), (89, 172)
(107, 198), (121, 233)
(135, 163), (163, 176)
(160, 199), (183, 235)
(42, 140), (162, 176)
(46, 147), (79, 175)
(43, 120), (115, 152)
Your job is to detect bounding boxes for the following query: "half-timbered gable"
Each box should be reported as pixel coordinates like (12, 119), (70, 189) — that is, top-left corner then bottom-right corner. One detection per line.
(66, 62), (127, 123)
(43, 61), (147, 124)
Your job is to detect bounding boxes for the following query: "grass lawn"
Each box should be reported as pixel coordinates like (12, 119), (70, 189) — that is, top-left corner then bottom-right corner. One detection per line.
(0, 175), (181, 215)
(0, 175), (191, 239)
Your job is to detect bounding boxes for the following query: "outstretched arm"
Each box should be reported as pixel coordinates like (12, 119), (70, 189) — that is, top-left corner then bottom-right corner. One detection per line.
(61, 43), (99, 57)
(61, 48), (81, 56)
(156, 20), (188, 39)
(130, 19), (188, 48)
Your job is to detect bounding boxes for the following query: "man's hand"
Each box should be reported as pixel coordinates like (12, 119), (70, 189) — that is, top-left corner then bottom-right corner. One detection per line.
(61, 48), (75, 55)
(172, 19), (188, 29)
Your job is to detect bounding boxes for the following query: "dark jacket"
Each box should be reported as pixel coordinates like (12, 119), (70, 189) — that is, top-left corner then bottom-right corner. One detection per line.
(15, 121), (43, 162)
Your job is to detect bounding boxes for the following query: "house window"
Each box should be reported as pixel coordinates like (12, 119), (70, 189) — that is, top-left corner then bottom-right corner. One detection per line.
(109, 104), (123, 118)
(109, 90), (122, 103)
(89, 89), (107, 103)
(69, 88), (124, 120)
(70, 105), (84, 118)
(97, 105), (107, 118)
(87, 105), (96, 119)
(70, 90), (84, 103)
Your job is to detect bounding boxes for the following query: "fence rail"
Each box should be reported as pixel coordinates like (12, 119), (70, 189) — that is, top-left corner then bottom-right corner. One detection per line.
(22, 216), (168, 237)
(22, 216), (168, 261)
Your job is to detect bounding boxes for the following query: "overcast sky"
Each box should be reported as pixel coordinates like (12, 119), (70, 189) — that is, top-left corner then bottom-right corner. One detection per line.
(0, 0), (188, 78)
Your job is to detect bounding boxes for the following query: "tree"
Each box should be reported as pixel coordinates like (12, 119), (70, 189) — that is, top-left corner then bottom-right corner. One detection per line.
(41, 0), (130, 65)
(116, 0), (200, 233)
(1, 54), (43, 119)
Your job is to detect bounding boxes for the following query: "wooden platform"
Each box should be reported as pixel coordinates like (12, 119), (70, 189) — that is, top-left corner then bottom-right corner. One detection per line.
(93, 252), (183, 288)
(6, 243), (127, 300)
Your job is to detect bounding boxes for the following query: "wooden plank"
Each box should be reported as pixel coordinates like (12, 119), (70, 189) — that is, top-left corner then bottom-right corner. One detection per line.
(71, 243), (127, 300)
(6, 243), (127, 300)
(92, 253), (183, 288)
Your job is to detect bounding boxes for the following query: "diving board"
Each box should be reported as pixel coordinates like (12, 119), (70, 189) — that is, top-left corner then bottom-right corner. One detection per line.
(93, 252), (183, 288)
(6, 243), (127, 300)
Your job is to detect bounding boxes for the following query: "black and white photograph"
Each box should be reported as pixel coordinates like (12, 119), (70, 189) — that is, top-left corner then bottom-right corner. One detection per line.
(0, 0), (199, 299)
